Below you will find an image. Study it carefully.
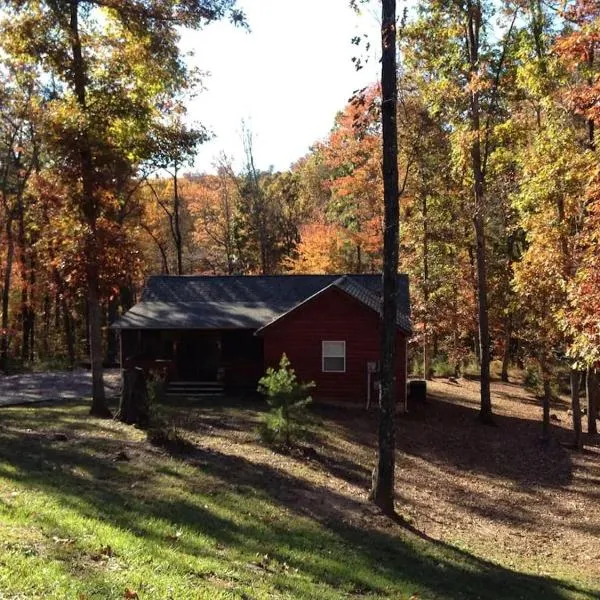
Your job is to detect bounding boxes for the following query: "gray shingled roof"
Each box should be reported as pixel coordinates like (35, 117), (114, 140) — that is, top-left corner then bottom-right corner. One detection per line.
(255, 275), (412, 334)
(111, 274), (411, 332)
(333, 276), (413, 333)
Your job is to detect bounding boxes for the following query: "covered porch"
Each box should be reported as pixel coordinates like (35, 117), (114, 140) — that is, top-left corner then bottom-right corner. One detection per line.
(120, 328), (264, 393)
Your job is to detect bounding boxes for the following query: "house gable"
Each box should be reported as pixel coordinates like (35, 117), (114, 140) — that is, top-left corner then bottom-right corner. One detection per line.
(260, 285), (407, 403)
(255, 275), (411, 336)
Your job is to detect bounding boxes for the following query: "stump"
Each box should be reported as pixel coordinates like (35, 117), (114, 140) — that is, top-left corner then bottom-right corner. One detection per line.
(118, 367), (150, 427)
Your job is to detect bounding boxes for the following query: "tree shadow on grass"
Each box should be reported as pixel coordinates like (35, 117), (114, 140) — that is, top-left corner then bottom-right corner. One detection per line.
(488, 383), (570, 411)
(407, 394), (574, 488)
(0, 407), (597, 600)
(164, 395), (600, 536)
(312, 393), (575, 492)
(309, 444), (372, 488)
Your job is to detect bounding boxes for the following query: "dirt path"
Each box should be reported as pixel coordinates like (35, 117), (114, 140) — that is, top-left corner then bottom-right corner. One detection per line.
(0, 369), (121, 407)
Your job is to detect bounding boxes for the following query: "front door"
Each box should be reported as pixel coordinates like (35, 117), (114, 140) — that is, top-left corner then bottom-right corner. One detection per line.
(177, 332), (221, 381)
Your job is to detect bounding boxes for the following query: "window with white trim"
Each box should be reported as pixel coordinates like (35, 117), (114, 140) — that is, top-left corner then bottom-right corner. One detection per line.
(322, 341), (346, 373)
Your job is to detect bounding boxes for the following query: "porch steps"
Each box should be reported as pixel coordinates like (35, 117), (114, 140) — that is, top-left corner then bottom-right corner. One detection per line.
(164, 381), (225, 399)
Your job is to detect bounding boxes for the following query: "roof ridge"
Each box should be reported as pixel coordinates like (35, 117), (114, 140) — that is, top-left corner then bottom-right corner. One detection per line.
(147, 273), (387, 278)
(146, 273), (409, 278)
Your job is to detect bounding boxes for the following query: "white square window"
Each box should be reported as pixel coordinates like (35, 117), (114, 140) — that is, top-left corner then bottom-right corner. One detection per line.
(322, 341), (346, 373)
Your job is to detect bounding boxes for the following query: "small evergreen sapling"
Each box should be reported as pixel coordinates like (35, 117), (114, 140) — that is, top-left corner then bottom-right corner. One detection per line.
(257, 354), (315, 447)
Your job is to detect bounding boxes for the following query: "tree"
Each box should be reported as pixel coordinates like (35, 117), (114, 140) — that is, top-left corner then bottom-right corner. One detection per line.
(228, 128), (302, 275)
(556, 0), (600, 439)
(369, 0), (400, 516)
(257, 354), (314, 448)
(555, 0), (599, 148)
(509, 0), (598, 445)
(0, 68), (39, 372)
(512, 115), (593, 445)
(395, 84), (471, 380)
(146, 117), (209, 275)
(405, 0), (519, 424)
(319, 86), (384, 273)
(0, 0), (243, 415)
(285, 221), (348, 273)
(188, 167), (239, 274)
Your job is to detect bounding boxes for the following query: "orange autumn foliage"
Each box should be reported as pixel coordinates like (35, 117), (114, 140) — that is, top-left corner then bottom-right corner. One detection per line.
(285, 222), (348, 274)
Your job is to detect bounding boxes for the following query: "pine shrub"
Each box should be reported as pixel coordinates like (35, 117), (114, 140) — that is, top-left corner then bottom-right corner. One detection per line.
(257, 354), (315, 448)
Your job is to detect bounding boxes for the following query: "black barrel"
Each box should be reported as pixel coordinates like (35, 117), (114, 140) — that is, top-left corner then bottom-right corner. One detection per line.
(408, 379), (427, 408)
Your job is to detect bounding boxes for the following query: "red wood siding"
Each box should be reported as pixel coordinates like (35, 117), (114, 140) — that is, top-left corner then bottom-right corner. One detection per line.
(260, 286), (407, 404)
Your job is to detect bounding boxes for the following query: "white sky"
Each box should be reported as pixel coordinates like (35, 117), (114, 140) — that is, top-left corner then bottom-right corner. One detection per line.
(179, 0), (382, 173)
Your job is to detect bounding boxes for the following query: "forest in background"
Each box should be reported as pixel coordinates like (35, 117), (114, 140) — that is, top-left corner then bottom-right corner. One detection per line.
(0, 0), (599, 438)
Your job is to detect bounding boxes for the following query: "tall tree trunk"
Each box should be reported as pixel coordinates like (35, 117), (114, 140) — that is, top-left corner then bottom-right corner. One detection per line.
(356, 244), (363, 274)
(18, 208), (31, 364)
(587, 42), (595, 150)
(369, 0), (399, 516)
(570, 369), (583, 450)
(1, 216), (15, 372)
(42, 291), (50, 358)
(173, 169), (184, 275)
(141, 224), (169, 274)
(243, 130), (270, 275)
(27, 261), (35, 362)
(62, 296), (76, 368)
(501, 317), (511, 383)
(423, 344), (431, 381)
(451, 281), (460, 375)
(422, 191), (432, 381)
(586, 368), (598, 436)
(106, 297), (119, 365)
(70, 0), (109, 416)
(474, 212), (492, 422)
(538, 354), (551, 441)
(54, 290), (61, 329)
(51, 263), (75, 367)
(467, 241), (480, 361)
(88, 266), (109, 416)
(83, 298), (90, 357)
(466, 0), (493, 424)
(259, 209), (269, 275)
(20, 280), (29, 362)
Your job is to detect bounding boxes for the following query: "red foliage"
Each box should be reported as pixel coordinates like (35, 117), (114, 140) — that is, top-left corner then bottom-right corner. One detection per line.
(555, 0), (600, 126)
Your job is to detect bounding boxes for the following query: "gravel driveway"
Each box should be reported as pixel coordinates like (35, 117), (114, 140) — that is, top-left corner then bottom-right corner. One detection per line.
(0, 369), (121, 407)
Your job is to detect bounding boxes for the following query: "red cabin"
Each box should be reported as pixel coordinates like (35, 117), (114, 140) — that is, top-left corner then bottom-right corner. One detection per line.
(112, 274), (411, 407)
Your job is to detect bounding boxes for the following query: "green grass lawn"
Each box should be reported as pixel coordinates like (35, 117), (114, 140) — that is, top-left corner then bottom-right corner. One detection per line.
(0, 399), (597, 599)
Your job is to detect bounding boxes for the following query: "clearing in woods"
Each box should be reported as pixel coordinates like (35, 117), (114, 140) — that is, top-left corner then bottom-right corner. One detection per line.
(0, 377), (598, 599)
